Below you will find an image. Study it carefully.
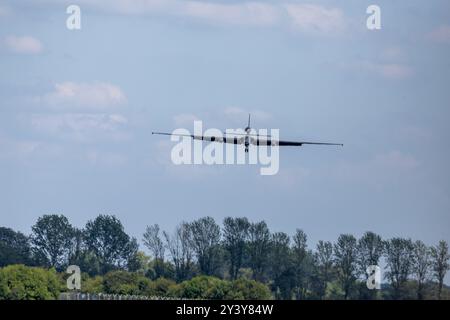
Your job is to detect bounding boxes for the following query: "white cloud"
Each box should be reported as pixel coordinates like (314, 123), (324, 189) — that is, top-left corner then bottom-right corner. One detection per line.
(1, 133), (126, 165)
(4, 35), (43, 54)
(351, 61), (413, 79)
(343, 46), (413, 80)
(30, 113), (129, 142)
(38, 82), (127, 110)
(109, 113), (128, 125)
(43, 0), (345, 34)
(429, 25), (450, 43)
(284, 4), (345, 34)
(103, 0), (177, 15)
(26, 82), (128, 143)
(0, 135), (63, 161)
(80, 0), (280, 26)
(182, 1), (281, 26)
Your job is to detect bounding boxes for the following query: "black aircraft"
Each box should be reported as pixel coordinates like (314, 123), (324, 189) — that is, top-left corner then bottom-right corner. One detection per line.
(152, 114), (343, 152)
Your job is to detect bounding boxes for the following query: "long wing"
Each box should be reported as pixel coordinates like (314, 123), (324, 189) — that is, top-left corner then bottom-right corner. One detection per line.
(223, 132), (271, 138)
(152, 132), (343, 147)
(250, 137), (343, 147)
(152, 132), (244, 144)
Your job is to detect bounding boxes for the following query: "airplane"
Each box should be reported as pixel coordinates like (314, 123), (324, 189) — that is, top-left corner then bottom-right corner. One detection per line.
(152, 114), (343, 153)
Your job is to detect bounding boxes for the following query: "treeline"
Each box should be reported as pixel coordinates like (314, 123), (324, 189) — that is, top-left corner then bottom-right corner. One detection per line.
(0, 214), (449, 300)
(0, 265), (271, 300)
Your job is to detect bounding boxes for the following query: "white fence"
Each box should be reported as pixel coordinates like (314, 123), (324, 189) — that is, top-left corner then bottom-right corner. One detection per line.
(59, 292), (181, 300)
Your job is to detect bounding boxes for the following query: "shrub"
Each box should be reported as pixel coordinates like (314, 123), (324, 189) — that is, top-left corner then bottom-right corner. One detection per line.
(148, 277), (177, 297)
(228, 278), (272, 300)
(82, 274), (104, 294)
(175, 276), (272, 300)
(176, 276), (228, 299)
(102, 270), (151, 295)
(0, 265), (61, 300)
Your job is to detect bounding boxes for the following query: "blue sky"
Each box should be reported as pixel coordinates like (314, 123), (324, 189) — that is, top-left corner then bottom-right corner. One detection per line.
(1, 0), (450, 277)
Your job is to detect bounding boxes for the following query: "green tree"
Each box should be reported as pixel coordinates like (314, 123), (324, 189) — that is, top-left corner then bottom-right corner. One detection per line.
(248, 221), (271, 282)
(430, 240), (450, 300)
(292, 229), (313, 300)
(268, 232), (294, 300)
(190, 217), (222, 276)
(412, 240), (430, 300)
(163, 222), (195, 282)
(127, 251), (151, 275)
(143, 224), (166, 278)
(67, 228), (103, 276)
(357, 232), (384, 274)
(147, 259), (175, 280)
(384, 238), (414, 299)
(84, 215), (138, 273)
(125, 238), (140, 270)
(357, 231), (384, 299)
(0, 227), (32, 267)
(0, 265), (61, 300)
(67, 228), (83, 265)
(334, 234), (358, 299)
(313, 240), (334, 299)
(31, 214), (74, 269)
(223, 217), (250, 280)
(70, 250), (102, 276)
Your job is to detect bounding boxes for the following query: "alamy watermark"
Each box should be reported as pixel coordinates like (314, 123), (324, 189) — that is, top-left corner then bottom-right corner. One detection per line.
(66, 265), (81, 290)
(367, 5), (382, 30)
(66, 5), (81, 30)
(366, 265), (381, 290)
(169, 121), (280, 176)
(66, 263), (381, 291)
(65, 5), (381, 31)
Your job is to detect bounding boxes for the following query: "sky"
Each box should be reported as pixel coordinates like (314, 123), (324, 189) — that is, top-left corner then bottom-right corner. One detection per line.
(0, 0), (450, 280)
